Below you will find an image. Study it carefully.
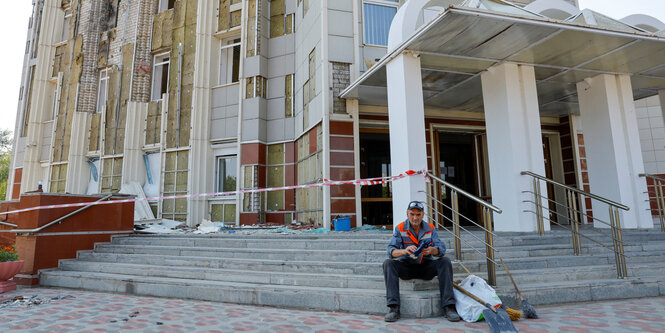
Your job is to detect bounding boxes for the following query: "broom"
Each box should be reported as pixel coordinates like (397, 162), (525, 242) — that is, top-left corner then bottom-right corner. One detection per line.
(500, 258), (538, 319)
(458, 262), (521, 321)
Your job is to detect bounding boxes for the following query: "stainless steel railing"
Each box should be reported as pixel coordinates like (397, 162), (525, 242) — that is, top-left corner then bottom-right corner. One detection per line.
(521, 171), (630, 278)
(639, 173), (665, 231)
(424, 172), (503, 285)
(5, 194), (113, 235)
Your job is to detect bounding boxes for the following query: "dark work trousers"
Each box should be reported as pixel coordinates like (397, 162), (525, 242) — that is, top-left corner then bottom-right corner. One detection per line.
(383, 256), (455, 308)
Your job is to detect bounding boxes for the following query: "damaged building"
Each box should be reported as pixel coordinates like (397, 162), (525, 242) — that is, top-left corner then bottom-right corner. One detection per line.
(8, 0), (665, 232)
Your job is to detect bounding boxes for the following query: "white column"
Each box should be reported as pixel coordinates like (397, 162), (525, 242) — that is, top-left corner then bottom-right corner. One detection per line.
(122, 102), (148, 184)
(21, 0), (61, 193)
(577, 74), (652, 229)
(481, 63), (548, 232)
(386, 51), (428, 226)
(65, 112), (92, 194)
(187, 0), (216, 226)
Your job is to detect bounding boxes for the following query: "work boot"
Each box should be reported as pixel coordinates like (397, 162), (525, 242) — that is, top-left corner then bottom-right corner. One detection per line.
(384, 305), (400, 322)
(443, 304), (461, 322)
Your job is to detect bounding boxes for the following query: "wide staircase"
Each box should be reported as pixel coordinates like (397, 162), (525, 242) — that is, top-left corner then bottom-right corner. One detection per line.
(39, 227), (665, 317)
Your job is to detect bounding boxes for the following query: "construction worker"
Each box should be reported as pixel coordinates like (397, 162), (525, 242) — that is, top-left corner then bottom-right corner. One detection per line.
(383, 200), (460, 322)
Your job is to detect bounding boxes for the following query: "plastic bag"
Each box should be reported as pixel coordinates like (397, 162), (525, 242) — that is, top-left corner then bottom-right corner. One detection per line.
(453, 274), (502, 322)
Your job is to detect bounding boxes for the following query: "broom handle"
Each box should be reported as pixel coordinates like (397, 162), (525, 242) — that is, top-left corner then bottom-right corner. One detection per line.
(500, 258), (524, 301)
(453, 282), (497, 313)
(458, 262), (473, 275)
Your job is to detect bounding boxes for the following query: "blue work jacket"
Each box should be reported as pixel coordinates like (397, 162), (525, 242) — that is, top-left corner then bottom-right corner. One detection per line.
(387, 219), (446, 264)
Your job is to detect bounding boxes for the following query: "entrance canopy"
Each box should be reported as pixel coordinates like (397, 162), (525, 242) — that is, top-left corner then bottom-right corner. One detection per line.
(340, 6), (665, 117)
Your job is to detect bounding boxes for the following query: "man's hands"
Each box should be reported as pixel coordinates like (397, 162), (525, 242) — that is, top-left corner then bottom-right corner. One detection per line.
(422, 246), (439, 256)
(392, 245), (438, 258)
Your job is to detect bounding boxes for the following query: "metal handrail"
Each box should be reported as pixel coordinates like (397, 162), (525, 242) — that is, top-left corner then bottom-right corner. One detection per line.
(638, 173), (665, 231)
(426, 171), (501, 285)
(521, 171), (630, 210)
(521, 171), (629, 278)
(10, 194), (113, 235)
(0, 221), (17, 228)
(428, 173), (502, 213)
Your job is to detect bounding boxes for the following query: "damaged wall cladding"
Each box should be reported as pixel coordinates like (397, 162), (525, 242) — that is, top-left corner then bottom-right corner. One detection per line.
(151, 0), (199, 221)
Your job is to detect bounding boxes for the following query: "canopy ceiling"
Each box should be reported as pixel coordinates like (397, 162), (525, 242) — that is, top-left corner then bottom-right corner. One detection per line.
(340, 6), (665, 117)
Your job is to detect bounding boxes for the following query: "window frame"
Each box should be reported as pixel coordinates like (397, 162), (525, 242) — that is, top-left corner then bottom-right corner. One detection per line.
(215, 155), (238, 195)
(151, 52), (170, 101)
(362, 0), (399, 47)
(96, 68), (110, 114)
(157, 0), (175, 13)
(218, 38), (241, 86)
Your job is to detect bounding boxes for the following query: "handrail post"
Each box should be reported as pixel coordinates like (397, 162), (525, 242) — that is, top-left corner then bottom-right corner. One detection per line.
(452, 190), (462, 261)
(534, 178), (544, 235)
(483, 206), (496, 286)
(653, 179), (665, 231)
(614, 208), (628, 278)
(566, 190), (580, 255)
(571, 191), (582, 254)
(609, 206), (623, 278)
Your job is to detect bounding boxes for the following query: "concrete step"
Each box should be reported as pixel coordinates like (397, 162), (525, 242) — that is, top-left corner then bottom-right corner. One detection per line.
(39, 270), (443, 317)
(39, 231), (665, 318)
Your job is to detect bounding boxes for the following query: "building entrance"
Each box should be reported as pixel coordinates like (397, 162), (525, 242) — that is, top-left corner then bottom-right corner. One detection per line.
(435, 131), (488, 226)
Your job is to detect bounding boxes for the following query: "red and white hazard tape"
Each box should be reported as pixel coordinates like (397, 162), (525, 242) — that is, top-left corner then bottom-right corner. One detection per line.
(0, 170), (426, 216)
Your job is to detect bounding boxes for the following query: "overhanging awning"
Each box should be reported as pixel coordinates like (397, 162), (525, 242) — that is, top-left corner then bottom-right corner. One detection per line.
(340, 6), (665, 116)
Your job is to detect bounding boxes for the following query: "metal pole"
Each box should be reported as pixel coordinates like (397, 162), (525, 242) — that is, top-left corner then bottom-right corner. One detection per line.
(566, 190), (579, 255)
(452, 190), (462, 261)
(609, 206), (622, 278)
(571, 191), (582, 254)
(614, 208), (628, 278)
(536, 179), (545, 235)
(484, 207), (496, 286)
(533, 179), (542, 235)
(657, 180), (665, 232)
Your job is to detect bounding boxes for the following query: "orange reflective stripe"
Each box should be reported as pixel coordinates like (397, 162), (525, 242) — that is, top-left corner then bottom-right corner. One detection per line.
(427, 223), (435, 229)
(406, 230), (419, 245)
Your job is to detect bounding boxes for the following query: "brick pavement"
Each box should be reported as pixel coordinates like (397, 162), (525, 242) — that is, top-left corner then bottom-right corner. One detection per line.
(1, 287), (665, 332)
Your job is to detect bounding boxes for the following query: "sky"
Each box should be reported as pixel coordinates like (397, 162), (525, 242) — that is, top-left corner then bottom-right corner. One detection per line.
(0, 1), (663, 136)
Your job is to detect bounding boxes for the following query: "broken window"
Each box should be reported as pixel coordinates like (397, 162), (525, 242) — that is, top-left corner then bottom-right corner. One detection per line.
(219, 38), (241, 85)
(245, 76), (267, 99)
(270, 0), (294, 38)
(52, 45), (66, 77)
(216, 155), (237, 194)
(96, 68), (110, 114)
(151, 53), (170, 101)
(363, 0), (398, 46)
(162, 150), (188, 221)
(211, 203), (236, 223)
(50, 163), (68, 193)
(158, 0), (175, 13)
(101, 157), (123, 193)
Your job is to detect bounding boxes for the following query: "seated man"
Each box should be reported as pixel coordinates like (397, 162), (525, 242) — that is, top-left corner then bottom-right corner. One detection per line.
(383, 200), (460, 322)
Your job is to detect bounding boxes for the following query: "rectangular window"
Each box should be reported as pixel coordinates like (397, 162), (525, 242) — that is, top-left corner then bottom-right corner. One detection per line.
(363, 0), (398, 46)
(96, 68), (110, 113)
(61, 14), (71, 42)
(216, 156), (238, 193)
(158, 0), (175, 13)
(219, 38), (241, 85)
(211, 203), (236, 223)
(151, 53), (170, 101)
(52, 45), (66, 77)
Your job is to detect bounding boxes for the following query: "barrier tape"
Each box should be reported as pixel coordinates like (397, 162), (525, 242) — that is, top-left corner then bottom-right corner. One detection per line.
(0, 170), (426, 216)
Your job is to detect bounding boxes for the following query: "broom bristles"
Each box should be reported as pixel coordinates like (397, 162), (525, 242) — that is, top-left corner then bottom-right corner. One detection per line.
(505, 308), (522, 321)
(522, 300), (539, 319)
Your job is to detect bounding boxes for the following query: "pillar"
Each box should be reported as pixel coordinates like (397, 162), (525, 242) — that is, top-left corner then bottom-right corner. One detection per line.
(577, 74), (652, 229)
(481, 63), (548, 232)
(122, 102), (148, 184)
(187, 0), (216, 226)
(386, 51), (428, 226)
(65, 112), (92, 194)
